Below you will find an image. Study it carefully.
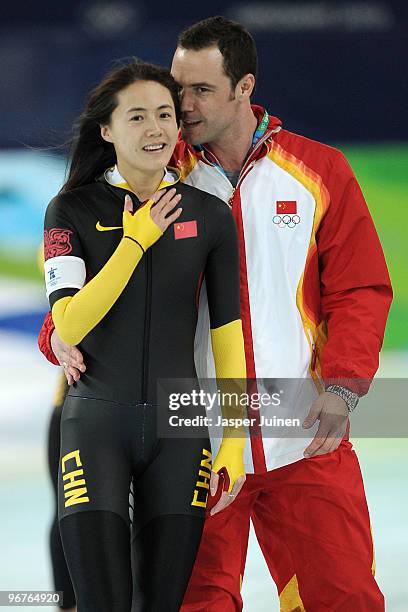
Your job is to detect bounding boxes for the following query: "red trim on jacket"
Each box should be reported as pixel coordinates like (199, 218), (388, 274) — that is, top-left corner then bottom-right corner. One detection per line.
(38, 310), (58, 365)
(231, 188), (267, 473)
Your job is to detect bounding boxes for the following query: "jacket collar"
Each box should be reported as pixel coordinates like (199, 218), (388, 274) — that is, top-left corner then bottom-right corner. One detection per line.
(251, 105), (282, 135)
(104, 164), (180, 193)
(190, 106), (282, 168)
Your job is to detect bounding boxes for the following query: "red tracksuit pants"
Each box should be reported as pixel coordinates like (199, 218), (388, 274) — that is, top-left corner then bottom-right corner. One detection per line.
(181, 440), (384, 611)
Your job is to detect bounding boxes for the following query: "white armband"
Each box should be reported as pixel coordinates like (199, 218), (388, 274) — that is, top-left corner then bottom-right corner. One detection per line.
(45, 256), (86, 298)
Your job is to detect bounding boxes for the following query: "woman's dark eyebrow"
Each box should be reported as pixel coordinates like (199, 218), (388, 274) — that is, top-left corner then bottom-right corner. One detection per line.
(126, 104), (173, 113)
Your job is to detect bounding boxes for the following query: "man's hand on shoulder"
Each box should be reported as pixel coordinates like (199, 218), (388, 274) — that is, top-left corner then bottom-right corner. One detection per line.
(302, 391), (349, 458)
(51, 330), (86, 385)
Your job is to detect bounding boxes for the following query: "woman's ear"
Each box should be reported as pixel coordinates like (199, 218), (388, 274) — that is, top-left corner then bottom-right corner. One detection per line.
(100, 125), (113, 143)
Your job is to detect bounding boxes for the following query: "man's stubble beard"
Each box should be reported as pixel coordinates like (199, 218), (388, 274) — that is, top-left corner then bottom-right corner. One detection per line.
(182, 118), (236, 148)
(181, 93), (237, 146)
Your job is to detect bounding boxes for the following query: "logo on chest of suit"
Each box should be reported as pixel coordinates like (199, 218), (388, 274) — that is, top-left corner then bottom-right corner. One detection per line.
(273, 201), (300, 229)
(96, 221), (122, 232)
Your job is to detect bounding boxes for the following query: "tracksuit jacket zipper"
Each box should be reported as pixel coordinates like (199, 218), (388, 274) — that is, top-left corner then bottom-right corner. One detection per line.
(198, 128), (319, 377)
(141, 243), (152, 403)
(200, 129), (274, 209)
(129, 192), (151, 404)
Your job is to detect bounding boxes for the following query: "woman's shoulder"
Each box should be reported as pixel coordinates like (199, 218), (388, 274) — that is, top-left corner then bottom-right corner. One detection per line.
(47, 182), (109, 214)
(51, 182), (107, 205)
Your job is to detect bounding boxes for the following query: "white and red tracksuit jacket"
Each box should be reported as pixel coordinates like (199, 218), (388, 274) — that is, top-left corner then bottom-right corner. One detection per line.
(39, 106), (392, 473)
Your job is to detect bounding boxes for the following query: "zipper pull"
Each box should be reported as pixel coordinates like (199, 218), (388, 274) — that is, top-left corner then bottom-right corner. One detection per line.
(228, 187), (236, 209)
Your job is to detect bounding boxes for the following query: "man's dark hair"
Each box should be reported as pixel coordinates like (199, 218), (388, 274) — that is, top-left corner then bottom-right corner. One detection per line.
(178, 16), (258, 89)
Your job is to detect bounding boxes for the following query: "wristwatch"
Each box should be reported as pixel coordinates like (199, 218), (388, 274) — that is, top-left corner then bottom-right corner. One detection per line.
(326, 384), (359, 412)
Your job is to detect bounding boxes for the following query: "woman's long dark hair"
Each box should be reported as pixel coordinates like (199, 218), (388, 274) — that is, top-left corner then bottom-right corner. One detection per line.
(61, 59), (181, 193)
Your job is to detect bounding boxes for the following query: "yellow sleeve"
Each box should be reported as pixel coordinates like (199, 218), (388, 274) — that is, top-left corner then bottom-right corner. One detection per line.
(210, 319), (247, 489)
(210, 319), (246, 380)
(51, 200), (162, 345)
(52, 238), (143, 345)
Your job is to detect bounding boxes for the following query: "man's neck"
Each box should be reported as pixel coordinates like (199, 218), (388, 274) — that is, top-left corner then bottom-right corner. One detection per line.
(205, 107), (258, 172)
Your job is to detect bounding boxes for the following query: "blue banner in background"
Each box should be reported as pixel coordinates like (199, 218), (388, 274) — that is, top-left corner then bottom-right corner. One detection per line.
(1, 1), (407, 148)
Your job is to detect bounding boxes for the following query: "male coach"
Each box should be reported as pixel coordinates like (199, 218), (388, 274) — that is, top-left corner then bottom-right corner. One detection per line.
(39, 16), (392, 611)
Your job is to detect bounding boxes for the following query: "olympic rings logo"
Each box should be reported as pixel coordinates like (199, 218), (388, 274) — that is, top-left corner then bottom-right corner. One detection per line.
(273, 214), (301, 229)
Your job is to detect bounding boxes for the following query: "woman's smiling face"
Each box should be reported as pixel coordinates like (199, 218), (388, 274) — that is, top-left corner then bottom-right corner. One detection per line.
(101, 79), (179, 175)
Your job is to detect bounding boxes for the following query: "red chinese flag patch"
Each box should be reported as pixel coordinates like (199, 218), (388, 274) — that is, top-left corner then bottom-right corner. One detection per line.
(276, 201), (297, 214)
(174, 220), (198, 240)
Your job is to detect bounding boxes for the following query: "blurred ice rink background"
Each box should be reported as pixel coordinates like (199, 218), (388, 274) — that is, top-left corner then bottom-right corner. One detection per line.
(1, 1), (407, 610)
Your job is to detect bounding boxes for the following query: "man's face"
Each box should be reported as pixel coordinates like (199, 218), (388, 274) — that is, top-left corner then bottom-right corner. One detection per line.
(101, 80), (178, 175)
(171, 46), (239, 146)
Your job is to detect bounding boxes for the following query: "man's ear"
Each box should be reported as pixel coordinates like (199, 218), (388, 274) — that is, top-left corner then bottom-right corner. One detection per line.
(235, 74), (256, 100)
(100, 125), (113, 143)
